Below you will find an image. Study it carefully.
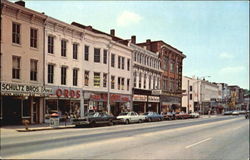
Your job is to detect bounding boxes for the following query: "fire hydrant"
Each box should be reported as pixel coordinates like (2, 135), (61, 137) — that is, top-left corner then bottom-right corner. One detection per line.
(22, 119), (30, 131)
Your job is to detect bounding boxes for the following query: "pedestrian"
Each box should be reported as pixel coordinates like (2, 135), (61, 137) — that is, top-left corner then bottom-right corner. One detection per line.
(208, 110), (211, 118)
(172, 110), (176, 120)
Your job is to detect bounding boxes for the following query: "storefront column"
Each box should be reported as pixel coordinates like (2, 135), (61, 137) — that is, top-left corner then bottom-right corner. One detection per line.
(144, 103), (146, 113)
(156, 103), (159, 113)
(39, 98), (44, 123)
(30, 97), (34, 124)
(80, 91), (84, 118)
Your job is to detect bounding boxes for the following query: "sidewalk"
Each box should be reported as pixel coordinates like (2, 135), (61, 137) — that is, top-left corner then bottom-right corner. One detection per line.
(1, 121), (74, 132)
(200, 114), (223, 118)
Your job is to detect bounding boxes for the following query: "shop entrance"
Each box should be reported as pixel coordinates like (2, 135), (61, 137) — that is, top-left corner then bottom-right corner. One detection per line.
(32, 99), (40, 123)
(2, 96), (22, 125)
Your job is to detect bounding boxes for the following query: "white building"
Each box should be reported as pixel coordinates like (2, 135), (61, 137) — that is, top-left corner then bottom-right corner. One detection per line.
(0, 0), (49, 124)
(129, 36), (162, 114)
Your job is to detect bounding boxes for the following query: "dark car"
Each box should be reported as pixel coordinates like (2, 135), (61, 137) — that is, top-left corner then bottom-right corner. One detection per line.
(72, 112), (116, 127)
(143, 112), (164, 122)
(163, 112), (174, 120)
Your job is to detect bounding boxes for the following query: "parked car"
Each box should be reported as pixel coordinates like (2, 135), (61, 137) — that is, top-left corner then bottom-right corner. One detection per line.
(175, 112), (191, 119)
(239, 110), (246, 114)
(143, 112), (164, 122)
(189, 112), (200, 118)
(224, 111), (233, 115)
(162, 112), (174, 120)
(72, 112), (117, 127)
(232, 110), (240, 115)
(116, 111), (146, 124)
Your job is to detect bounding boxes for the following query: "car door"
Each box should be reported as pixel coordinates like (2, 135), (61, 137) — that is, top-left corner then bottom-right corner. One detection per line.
(130, 112), (136, 122)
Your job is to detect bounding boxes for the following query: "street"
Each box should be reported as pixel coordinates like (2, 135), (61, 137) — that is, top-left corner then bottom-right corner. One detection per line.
(1, 116), (249, 159)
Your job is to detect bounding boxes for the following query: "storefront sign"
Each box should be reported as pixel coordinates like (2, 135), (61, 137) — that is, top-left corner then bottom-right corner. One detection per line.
(133, 94), (147, 102)
(89, 93), (130, 102)
(56, 89), (81, 98)
(161, 96), (181, 104)
(1, 82), (52, 96)
(148, 96), (160, 102)
(152, 90), (162, 95)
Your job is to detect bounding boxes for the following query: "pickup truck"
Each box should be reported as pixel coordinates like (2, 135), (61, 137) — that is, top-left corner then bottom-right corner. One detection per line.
(116, 111), (146, 124)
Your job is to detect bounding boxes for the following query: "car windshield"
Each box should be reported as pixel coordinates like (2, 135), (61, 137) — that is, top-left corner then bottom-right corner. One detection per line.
(119, 112), (128, 116)
(84, 112), (96, 117)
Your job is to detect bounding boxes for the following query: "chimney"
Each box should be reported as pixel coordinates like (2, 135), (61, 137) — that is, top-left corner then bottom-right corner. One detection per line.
(110, 29), (115, 36)
(146, 39), (151, 50)
(131, 35), (136, 44)
(15, 0), (25, 7)
(86, 25), (92, 31)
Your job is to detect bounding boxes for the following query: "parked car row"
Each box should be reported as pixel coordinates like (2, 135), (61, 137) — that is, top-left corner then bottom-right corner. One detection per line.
(72, 111), (200, 127)
(223, 110), (248, 116)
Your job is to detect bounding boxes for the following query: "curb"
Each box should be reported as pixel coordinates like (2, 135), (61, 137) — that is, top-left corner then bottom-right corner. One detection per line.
(16, 125), (75, 132)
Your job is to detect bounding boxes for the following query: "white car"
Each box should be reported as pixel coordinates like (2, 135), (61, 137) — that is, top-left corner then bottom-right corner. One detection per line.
(232, 110), (240, 115)
(117, 111), (146, 124)
(190, 112), (200, 118)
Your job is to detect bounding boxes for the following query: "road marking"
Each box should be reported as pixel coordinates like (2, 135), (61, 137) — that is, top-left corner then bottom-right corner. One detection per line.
(185, 138), (212, 149)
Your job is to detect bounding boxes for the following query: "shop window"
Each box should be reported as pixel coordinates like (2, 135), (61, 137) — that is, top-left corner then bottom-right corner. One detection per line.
(111, 54), (115, 67)
(127, 79), (130, 91)
(84, 45), (89, 61)
(94, 48), (100, 63)
(61, 39), (67, 57)
(12, 22), (20, 44)
(73, 68), (78, 86)
(94, 72), (100, 87)
(48, 64), (54, 84)
(61, 66), (67, 85)
(122, 57), (125, 70)
(127, 59), (130, 71)
(12, 56), (20, 79)
(30, 28), (37, 48)
(103, 49), (107, 64)
(30, 59), (38, 81)
(111, 76), (115, 89)
(48, 35), (54, 54)
(84, 71), (89, 86)
(121, 78), (125, 90)
(118, 77), (121, 90)
(103, 73), (107, 87)
(73, 43), (78, 59)
(22, 99), (31, 118)
(118, 56), (121, 69)
(0, 97), (2, 119)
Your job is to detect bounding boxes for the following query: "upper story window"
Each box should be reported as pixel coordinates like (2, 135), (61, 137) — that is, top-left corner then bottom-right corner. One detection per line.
(134, 53), (137, 61)
(94, 48), (100, 63)
(48, 36), (54, 54)
(61, 39), (67, 57)
(73, 68), (78, 86)
(190, 94), (193, 100)
(30, 59), (38, 81)
(118, 77), (121, 90)
(127, 59), (130, 71)
(190, 86), (193, 92)
(143, 74), (146, 89)
(121, 57), (125, 70)
(111, 54), (115, 67)
(103, 73), (107, 87)
(12, 22), (20, 44)
(30, 28), (37, 48)
(170, 61), (175, 73)
(84, 45), (89, 61)
(149, 75), (151, 89)
(133, 72), (137, 88)
(94, 72), (100, 87)
(121, 78), (125, 90)
(127, 79), (130, 91)
(103, 50), (107, 64)
(61, 66), (67, 85)
(48, 64), (54, 84)
(73, 43), (78, 59)
(118, 56), (121, 69)
(84, 71), (89, 86)
(12, 56), (20, 79)
(139, 72), (142, 88)
(111, 76), (115, 89)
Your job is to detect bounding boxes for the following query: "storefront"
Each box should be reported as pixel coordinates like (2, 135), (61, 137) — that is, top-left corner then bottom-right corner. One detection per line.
(133, 89), (160, 114)
(83, 91), (131, 116)
(45, 86), (81, 119)
(160, 94), (182, 113)
(0, 82), (52, 125)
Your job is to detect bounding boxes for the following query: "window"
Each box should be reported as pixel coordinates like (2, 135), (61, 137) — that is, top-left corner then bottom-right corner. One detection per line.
(190, 86), (193, 92)
(122, 57), (125, 69)
(149, 75), (151, 89)
(12, 56), (20, 79)
(127, 59), (130, 71)
(103, 73), (107, 87)
(111, 76), (115, 89)
(94, 48), (100, 63)
(127, 79), (130, 91)
(134, 53), (136, 61)
(143, 74), (146, 89)
(73, 69), (78, 86)
(84, 71), (89, 86)
(30, 59), (37, 81)
(61, 67), (67, 85)
(153, 76), (156, 89)
(118, 77), (121, 90)
(133, 72), (137, 88)
(190, 94), (192, 100)
(61, 39), (67, 57)
(121, 78), (125, 90)
(48, 64), (54, 83)
(12, 22), (20, 44)
(48, 36), (54, 54)
(94, 72), (100, 87)
(73, 43), (78, 59)
(103, 50), (107, 64)
(170, 62), (174, 72)
(118, 56), (121, 69)
(139, 72), (142, 88)
(111, 54), (115, 67)
(157, 77), (160, 89)
(84, 45), (89, 61)
(30, 28), (37, 48)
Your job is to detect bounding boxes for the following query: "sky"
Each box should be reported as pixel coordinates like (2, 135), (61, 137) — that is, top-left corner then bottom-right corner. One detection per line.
(21, 0), (249, 89)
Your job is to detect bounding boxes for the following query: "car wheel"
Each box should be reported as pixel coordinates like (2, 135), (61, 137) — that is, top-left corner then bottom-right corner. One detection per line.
(125, 119), (130, 124)
(148, 118), (152, 122)
(90, 121), (96, 127)
(138, 119), (143, 123)
(108, 120), (113, 126)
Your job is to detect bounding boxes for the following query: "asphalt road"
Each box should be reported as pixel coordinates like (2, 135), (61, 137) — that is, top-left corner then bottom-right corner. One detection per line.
(1, 115), (249, 159)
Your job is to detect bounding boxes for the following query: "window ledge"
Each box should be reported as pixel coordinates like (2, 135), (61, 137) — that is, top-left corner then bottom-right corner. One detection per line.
(30, 47), (39, 51)
(12, 43), (22, 47)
